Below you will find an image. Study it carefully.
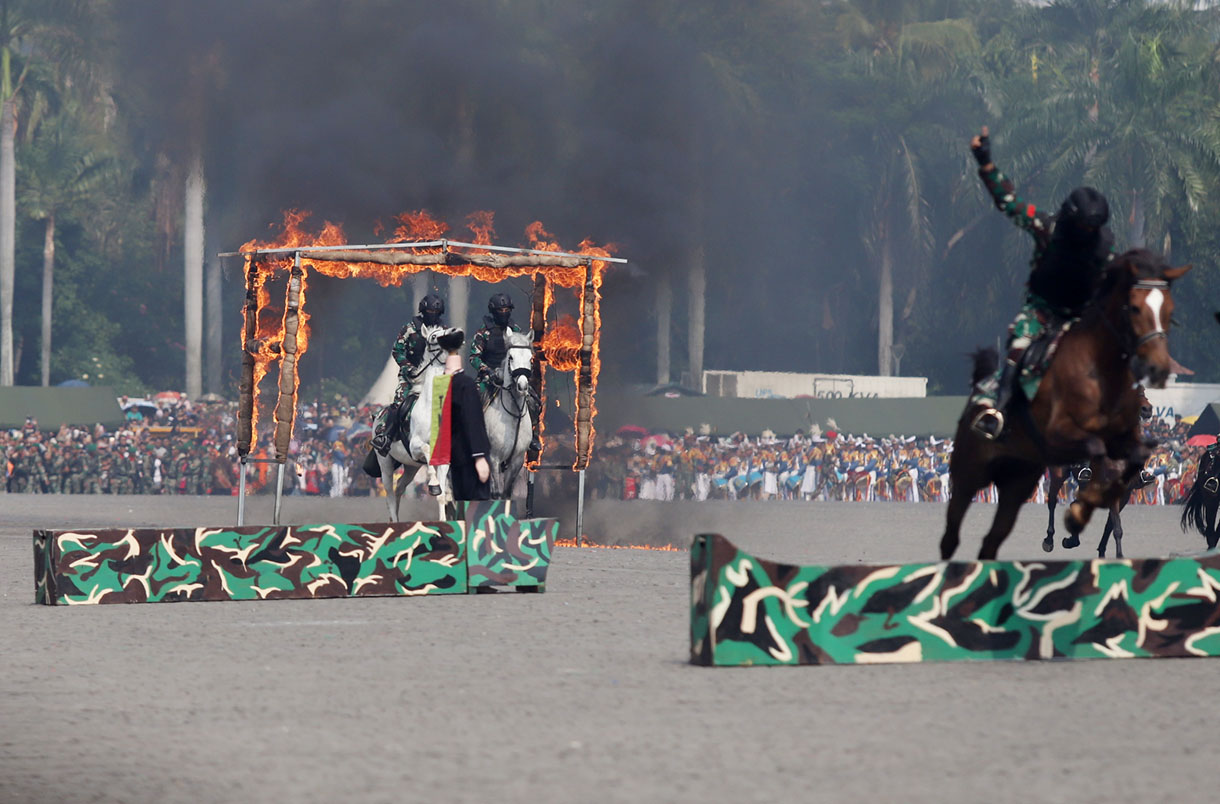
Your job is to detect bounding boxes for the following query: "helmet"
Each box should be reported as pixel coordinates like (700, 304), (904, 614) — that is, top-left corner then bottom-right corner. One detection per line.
(1058, 187), (1109, 232)
(419, 293), (445, 315)
(487, 292), (514, 312)
(418, 293), (445, 325)
(488, 292), (514, 327)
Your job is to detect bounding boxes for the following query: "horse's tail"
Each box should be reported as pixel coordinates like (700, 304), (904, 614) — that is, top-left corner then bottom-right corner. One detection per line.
(1181, 472), (1212, 534)
(970, 347), (999, 389)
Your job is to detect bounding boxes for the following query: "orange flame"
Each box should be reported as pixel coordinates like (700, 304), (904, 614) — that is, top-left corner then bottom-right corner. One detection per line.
(238, 209), (615, 457)
(537, 315), (581, 371)
(554, 538), (683, 551)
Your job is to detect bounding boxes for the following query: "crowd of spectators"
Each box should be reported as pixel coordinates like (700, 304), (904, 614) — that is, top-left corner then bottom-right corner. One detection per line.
(0, 395), (384, 497)
(586, 417), (1207, 506)
(1, 394), (1211, 506)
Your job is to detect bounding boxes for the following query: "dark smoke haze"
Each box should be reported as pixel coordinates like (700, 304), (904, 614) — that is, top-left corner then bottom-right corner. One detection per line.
(113, 1), (970, 392)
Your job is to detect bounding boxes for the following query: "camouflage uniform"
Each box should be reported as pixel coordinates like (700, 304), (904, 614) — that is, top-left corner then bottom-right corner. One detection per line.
(185, 452), (206, 495)
(66, 448), (86, 494)
(9, 448), (30, 492)
(47, 449), (65, 493)
(81, 448), (101, 494)
(470, 317), (523, 399)
(969, 160), (1113, 422)
(112, 451), (135, 494)
(372, 313), (440, 452)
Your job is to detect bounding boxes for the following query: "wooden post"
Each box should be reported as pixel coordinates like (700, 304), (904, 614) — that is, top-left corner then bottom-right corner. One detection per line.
(574, 261), (596, 470)
(526, 272), (548, 467)
(273, 253), (304, 463)
(237, 256), (259, 457)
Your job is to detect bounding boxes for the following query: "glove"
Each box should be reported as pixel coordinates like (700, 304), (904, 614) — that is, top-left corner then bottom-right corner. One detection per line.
(971, 132), (991, 166)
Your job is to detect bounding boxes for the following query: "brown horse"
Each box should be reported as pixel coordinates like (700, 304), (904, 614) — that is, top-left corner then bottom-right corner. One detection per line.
(940, 248), (1190, 560)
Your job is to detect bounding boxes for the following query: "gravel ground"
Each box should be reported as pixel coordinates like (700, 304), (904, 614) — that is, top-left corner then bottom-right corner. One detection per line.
(1, 493), (1214, 804)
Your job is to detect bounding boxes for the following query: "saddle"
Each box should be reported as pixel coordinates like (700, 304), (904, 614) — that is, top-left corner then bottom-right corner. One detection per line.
(1016, 318), (1075, 401)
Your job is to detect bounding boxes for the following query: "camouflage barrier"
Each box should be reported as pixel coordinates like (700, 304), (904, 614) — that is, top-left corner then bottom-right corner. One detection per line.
(691, 533), (1220, 666)
(34, 503), (558, 605)
(455, 500), (556, 591)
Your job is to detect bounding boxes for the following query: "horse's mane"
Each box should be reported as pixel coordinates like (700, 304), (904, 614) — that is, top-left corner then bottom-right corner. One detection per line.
(1093, 247), (1170, 302)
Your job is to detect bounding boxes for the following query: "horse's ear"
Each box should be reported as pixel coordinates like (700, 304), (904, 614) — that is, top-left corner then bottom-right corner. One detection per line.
(526, 329), (535, 343)
(1163, 263), (1193, 282)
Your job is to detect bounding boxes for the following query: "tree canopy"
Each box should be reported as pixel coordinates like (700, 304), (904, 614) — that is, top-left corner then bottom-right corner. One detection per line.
(6, 0), (1220, 395)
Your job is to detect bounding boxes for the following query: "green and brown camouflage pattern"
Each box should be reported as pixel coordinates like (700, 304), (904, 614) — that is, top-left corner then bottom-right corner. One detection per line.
(455, 500), (557, 590)
(34, 521), (468, 605)
(691, 533), (1220, 666)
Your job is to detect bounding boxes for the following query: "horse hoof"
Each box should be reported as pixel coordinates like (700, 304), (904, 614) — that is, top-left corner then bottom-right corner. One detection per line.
(427, 484), (441, 497)
(1041, 537), (1053, 553)
(1062, 536), (1080, 550)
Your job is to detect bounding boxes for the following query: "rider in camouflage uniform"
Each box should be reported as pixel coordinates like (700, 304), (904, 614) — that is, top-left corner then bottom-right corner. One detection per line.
(371, 292), (446, 454)
(968, 126), (1115, 440)
(470, 292), (542, 451)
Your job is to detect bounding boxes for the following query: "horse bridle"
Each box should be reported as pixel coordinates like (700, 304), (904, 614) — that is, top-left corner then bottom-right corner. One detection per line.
(1110, 278), (1169, 360)
(493, 343), (534, 471)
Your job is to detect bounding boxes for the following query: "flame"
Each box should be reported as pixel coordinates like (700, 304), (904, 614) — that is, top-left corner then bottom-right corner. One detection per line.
(537, 315), (581, 371)
(238, 209), (615, 459)
(554, 538), (683, 552)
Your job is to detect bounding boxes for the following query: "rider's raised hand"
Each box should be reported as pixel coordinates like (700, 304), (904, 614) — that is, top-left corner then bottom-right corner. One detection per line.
(971, 125), (992, 167)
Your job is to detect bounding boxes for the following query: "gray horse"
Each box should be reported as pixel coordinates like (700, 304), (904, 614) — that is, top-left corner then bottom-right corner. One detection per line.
(483, 328), (534, 499)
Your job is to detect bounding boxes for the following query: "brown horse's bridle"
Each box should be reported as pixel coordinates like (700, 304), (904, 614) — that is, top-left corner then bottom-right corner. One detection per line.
(1109, 278), (1170, 360)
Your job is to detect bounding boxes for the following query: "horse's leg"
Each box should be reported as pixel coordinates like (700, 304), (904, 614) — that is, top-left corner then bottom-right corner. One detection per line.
(1063, 439), (1108, 538)
(379, 459), (399, 522)
(1208, 497), (1220, 551)
(394, 465), (417, 519)
(1044, 472), (1061, 553)
(1107, 497), (1127, 559)
(940, 487), (976, 560)
(1097, 504), (1116, 558)
(977, 467), (1042, 560)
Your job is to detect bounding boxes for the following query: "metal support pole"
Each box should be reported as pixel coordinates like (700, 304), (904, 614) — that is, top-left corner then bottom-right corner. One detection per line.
(525, 471), (536, 519)
(237, 457), (247, 526)
(273, 463), (285, 525)
(576, 469), (586, 547)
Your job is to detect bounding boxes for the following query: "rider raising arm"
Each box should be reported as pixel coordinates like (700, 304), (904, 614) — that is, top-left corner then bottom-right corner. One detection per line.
(967, 126), (1115, 440)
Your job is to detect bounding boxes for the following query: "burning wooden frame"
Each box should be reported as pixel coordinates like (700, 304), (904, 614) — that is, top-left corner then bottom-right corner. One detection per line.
(221, 233), (624, 527)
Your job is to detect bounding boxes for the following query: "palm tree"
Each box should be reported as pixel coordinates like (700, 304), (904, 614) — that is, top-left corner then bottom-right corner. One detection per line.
(993, 0), (1220, 249)
(18, 107), (115, 385)
(0, 0), (105, 385)
(831, 1), (984, 375)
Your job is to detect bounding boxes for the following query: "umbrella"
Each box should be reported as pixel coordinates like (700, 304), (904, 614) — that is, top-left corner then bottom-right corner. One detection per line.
(346, 424), (372, 442)
(1187, 434), (1217, 447)
(57, 379), (89, 387)
(617, 425), (649, 438)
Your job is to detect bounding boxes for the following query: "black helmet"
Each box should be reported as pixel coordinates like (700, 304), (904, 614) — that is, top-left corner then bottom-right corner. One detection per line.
(419, 293), (445, 315)
(418, 293), (445, 325)
(488, 292), (514, 327)
(1058, 186), (1109, 232)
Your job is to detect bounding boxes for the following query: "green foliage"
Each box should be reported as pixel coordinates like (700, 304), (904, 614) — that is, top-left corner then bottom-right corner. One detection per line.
(11, 0), (1220, 396)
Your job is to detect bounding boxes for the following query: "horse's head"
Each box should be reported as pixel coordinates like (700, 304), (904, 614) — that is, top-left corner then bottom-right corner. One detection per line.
(503, 329), (535, 395)
(1104, 249), (1191, 388)
(1137, 385), (1153, 421)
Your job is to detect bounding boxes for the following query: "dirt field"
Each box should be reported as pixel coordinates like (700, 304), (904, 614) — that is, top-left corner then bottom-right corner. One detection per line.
(1, 493), (1213, 804)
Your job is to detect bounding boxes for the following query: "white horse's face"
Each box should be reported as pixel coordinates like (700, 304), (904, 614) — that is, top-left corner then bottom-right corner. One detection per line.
(504, 329), (534, 394)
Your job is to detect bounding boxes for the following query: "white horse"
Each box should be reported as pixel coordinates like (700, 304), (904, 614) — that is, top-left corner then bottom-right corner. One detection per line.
(484, 329), (535, 499)
(375, 330), (451, 521)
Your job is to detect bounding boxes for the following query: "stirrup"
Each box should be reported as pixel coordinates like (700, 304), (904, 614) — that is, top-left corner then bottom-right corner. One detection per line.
(1205, 477), (1219, 494)
(1077, 467), (1092, 483)
(970, 408), (1004, 441)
